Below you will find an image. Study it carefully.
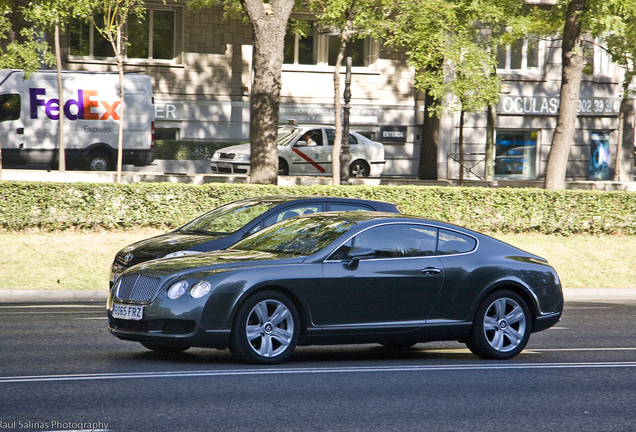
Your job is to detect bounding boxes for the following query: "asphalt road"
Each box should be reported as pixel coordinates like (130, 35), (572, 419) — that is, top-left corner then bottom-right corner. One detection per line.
(1, 301), (635, 432)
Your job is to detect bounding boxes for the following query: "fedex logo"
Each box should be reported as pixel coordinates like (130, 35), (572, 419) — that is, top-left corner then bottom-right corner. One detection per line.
(29, 88), (121, 121)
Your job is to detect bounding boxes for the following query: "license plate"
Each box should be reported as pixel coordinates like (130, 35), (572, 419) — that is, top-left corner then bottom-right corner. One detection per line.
(218, 162), (232, 169)
(112, 303), (144, 321)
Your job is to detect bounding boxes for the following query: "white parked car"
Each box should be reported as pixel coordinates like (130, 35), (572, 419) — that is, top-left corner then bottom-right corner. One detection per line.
(210, 124), (386, 177)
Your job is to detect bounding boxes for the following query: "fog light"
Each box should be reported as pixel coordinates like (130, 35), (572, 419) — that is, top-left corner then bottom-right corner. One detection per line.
(167, 281), (188, 299)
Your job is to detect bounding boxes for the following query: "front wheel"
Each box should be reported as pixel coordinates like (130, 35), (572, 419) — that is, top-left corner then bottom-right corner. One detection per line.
(230, 291), (300, 364)
(466, 290), (531, 360)
(278, 158), (289, 176)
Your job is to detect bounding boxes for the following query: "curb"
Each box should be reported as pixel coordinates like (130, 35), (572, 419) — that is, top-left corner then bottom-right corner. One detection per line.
(1, 289), (635, 304)
(0, 290), (108, 303)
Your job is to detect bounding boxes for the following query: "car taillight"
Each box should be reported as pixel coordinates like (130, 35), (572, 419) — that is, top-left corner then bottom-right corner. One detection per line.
(151, 121), (155, 149)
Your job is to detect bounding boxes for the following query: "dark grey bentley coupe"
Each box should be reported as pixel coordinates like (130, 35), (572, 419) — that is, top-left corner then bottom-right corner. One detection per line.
(107, 212), (563, 364)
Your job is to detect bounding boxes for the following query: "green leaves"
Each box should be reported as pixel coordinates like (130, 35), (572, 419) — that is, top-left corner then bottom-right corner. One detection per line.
(0, 182), (634, 235)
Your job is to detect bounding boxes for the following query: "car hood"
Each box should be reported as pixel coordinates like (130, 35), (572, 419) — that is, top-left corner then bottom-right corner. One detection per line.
(216, 143), (250, 155)
(119, 231), (230, 259)
(125, 249), (306, 278)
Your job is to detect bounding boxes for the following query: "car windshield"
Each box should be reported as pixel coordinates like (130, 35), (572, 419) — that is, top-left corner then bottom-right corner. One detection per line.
(277, 127), (303, 147)
(180, 200), (284, 235)
(233, 215), (355, 256)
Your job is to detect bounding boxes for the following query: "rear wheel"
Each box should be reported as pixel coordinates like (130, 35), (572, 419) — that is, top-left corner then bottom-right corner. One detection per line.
(230, 291), (300, 364)
(87, 152), (111, 171)
(349, 160), (370, 177)
(466, 290), (531, 360)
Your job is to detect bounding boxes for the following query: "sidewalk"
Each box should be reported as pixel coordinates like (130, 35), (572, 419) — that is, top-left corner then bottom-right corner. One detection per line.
(1, 289), (635, 304)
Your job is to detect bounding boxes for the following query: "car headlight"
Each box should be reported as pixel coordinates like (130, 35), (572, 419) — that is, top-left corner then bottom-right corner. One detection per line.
(235, 154), (250, 161)
(167, 281), (189, 299)
(164, 250), (202, 259)
(190, 280), (213, 298)
(212, 151), (221, 160)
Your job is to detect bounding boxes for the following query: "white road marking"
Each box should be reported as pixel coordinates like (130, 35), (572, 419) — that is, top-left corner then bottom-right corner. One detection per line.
(2, 362), (636, 384)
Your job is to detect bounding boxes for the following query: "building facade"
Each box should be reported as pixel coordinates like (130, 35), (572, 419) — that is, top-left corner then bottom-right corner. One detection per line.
(59, 0), (635, 181)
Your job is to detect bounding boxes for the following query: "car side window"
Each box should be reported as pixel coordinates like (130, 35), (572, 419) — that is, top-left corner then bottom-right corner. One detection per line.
(437, 229), (477, 255)
(253, 204), (324, 233)
(325, 129), (358, 146)
(329, 203), (373, 212)
(295, 129), (323, 146)
(328, 224), (438, 260)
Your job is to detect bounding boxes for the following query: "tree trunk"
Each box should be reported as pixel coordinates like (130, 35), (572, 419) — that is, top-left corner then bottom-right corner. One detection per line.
(614, 80), (630, 182)
(241, 0), (294, 184)
(55, 25), (65, 172)
(332, 33), (346, 186)
(116, 29), (124, 184)
(544, 0), (587, 190)
(418, 90), (439, 180)
(458, 109), (465, 185)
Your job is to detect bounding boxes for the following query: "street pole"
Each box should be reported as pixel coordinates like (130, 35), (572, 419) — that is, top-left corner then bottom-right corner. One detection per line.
(340, 41), (352, 184)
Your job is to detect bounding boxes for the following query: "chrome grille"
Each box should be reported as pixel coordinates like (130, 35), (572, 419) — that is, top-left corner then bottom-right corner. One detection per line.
(219, 152), (236, 160)
(116, 275), (162, 302)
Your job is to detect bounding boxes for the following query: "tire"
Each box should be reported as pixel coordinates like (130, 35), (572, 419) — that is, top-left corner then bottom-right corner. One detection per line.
(230, 290), (300, 364)
(466, 290), (531, 360)
(140, 342), (190, 355)
(87, 152), (111, 171)
(278, 158), (289, 176)
(349, 160), (370, 178)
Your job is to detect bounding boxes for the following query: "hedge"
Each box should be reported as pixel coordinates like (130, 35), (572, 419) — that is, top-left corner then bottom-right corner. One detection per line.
(153, 140), (233, 160)
(0, 181), (634, 235)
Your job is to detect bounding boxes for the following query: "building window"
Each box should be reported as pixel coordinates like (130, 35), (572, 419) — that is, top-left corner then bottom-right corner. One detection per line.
(154, 128), (179, 141)
(284, 22), (318, 65)
(497, 37), (540, 72)
(69, 6), (180, 62)
(127, 9), (175, 60)
(494, 130), (538, 179)
(284, 20), (371, 68)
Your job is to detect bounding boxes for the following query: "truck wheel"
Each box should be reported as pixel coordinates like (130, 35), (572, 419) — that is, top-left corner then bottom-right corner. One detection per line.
(87, 153), (111, 171)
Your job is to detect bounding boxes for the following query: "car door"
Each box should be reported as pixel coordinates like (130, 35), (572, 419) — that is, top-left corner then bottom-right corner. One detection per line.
(314, 223), (444, 328)
(289, 128), (330, 175)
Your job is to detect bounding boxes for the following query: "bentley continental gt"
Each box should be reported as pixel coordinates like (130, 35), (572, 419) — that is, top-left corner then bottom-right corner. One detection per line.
(108, 212), (563, 364)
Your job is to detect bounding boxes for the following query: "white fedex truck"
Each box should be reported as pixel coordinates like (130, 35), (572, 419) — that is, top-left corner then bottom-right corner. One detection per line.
(0, 70), (154, 170)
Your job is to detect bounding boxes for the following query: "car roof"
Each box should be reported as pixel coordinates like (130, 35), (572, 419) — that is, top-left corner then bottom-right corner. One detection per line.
(292, 210), (477, 234)
(233, 195), (398, 208)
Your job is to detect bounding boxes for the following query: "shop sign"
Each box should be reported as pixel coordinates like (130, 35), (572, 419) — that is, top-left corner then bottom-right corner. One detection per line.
(498, 95), (621, 116)
(279, 106), (379, 124)
(380, 126), (407, 143)
(154, 102), (184, 121)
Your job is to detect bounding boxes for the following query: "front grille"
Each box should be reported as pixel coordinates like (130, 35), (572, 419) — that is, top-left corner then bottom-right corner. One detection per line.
(116, 275), (162, 302)
(109, 317), (195, 335)
(218, 152), (236, 160)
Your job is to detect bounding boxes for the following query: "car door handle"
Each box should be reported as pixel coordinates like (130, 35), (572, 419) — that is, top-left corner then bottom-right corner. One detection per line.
(422, 267), (442, 276)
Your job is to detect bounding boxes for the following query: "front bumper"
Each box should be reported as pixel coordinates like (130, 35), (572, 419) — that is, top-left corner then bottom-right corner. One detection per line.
(210, 161), (250, 174)
(107, 287), (240, 350)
